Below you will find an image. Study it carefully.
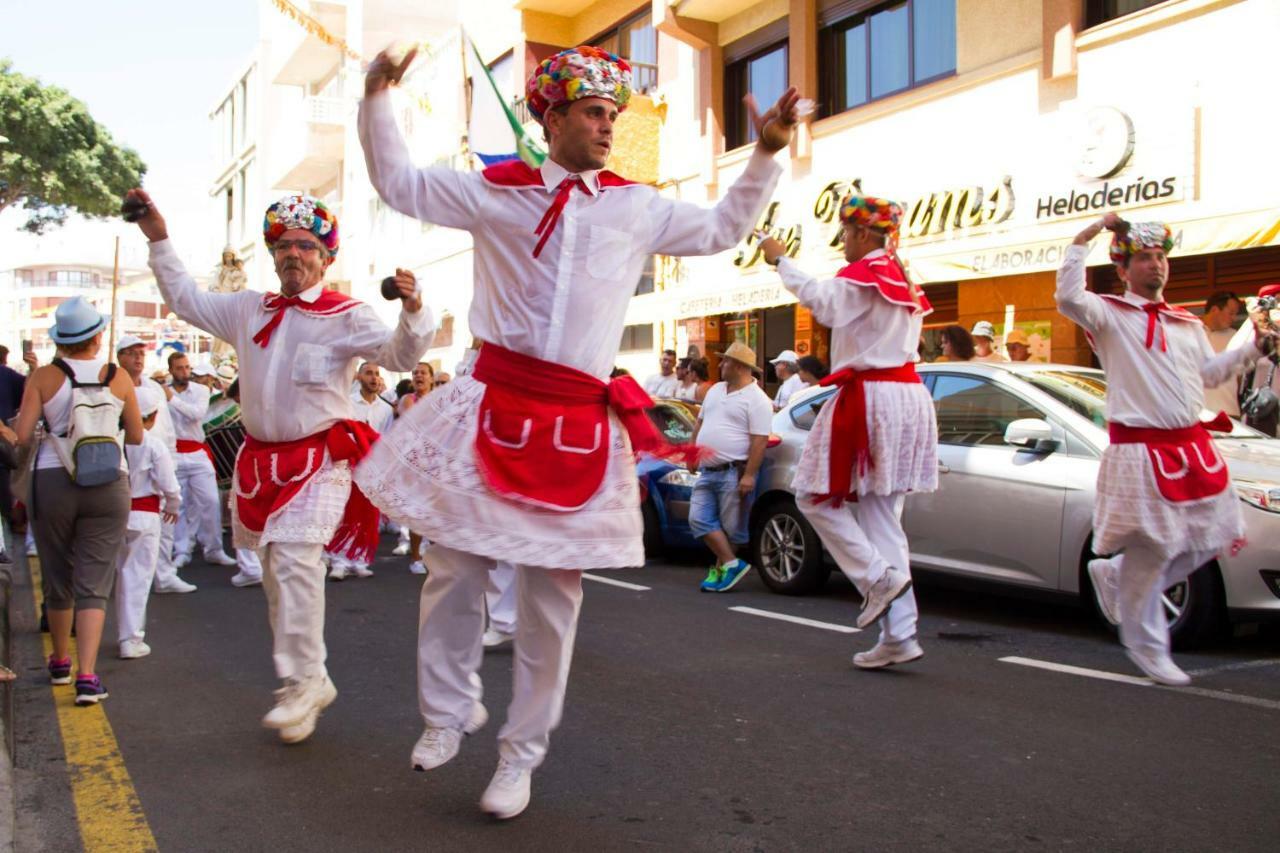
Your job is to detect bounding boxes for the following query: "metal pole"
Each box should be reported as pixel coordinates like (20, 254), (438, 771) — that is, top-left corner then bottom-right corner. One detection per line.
(109, 236), (121, 352)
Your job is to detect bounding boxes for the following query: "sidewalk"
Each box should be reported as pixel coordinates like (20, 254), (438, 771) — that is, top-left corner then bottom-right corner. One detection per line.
(0, 528), (17, 852)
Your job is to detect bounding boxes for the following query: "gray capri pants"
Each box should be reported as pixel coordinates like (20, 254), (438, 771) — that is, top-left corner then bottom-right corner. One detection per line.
(29, 467), (129, 611)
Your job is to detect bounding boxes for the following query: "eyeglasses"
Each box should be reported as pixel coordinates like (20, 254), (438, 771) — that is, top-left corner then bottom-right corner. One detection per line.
(272, 240), (323, 255)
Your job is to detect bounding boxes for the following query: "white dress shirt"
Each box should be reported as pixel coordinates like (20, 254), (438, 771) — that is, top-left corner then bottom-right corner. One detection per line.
(777, 251), (923, 371)
(359, 90), (781, 380)
(148, 239), (435, 443)
(1055, 244), (1260, 429)
(1203, 325), (1242, 417)
(644, 373), (680, 398)
(167, 381), (211, 444)
(350, 390), (396, 434)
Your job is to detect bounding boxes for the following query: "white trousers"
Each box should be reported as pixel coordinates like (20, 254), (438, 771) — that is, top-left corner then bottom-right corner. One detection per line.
(1100, 546), (1214, 658)
(116, 513), (161, 643)
(798, 492), (919, 644)
(418, 545), (583, 769)
(486, 561), (518, 634)
(151, 519), (179, 585)
(174, 451), (223, 557)
(237, 547), (262, 578)
(260, 541), (327, 682)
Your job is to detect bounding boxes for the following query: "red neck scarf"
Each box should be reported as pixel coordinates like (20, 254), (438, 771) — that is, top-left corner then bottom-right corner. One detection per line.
(252, 289), (362, 348)
(533, 176), (586, 259)
(1098, 294), (1198, 352)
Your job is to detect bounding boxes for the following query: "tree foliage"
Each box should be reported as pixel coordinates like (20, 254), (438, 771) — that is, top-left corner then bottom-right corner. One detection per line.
(0, 59), (146, 233)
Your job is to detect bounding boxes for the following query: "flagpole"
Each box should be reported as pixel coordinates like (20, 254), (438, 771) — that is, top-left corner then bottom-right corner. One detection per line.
(109, 236), (120, 352)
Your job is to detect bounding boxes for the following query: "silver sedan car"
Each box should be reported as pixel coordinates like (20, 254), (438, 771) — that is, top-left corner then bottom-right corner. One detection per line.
(750, 362), (1280, 648)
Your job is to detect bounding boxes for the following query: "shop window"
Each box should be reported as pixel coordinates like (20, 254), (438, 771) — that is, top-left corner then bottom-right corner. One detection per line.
(818, 0), (955, 118)
(724, 41), (789, 150)
(591, 9), (658, 94)
(931, 375), (1044, 448)
(1086, 0), (1167, 28)
(620, 323), (655, 352)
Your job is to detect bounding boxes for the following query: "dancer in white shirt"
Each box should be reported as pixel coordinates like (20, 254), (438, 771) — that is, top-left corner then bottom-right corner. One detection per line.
(1058, 214), (1276, 685)
(167, 352), (236, 570)
(357, 43), (799, 818)
(128, 188), (434, 743)
(759, 195), (938, 668)
(116, 386), (181, 660)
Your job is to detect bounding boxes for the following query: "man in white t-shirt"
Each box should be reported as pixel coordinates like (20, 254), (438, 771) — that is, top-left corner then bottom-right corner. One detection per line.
(970, 321), (1008, 363)
(643, 349), (680, 398)
(689, 342), (773, 593)
(1201, 291), (1243, 417)
(770, 349), (807, 410)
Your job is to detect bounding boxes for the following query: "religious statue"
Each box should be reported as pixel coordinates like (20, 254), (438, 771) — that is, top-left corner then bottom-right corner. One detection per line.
(209, 245), (248, 365)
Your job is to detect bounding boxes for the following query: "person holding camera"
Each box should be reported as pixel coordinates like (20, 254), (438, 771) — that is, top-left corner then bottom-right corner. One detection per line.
(1058, 214), (1279, 687)
(126, 188), (435, 744)
(1237, 283), (1280, 436)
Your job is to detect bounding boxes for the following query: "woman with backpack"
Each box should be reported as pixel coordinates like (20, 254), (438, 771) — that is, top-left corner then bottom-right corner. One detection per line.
(13, 297), (143, 705)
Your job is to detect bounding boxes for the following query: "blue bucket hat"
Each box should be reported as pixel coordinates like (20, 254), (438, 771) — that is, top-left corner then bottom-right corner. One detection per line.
(49, 296), (108, 345)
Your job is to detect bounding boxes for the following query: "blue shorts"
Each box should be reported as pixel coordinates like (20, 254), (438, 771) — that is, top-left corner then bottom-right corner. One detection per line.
(689, 466), (749, 545)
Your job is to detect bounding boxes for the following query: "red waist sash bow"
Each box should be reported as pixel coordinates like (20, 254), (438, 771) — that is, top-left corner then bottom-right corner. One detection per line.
(131, 495), (160, 513)
(472, 344), (698, 510)
(176, 438), (215, 467)
(817, 363), (922, 507)
(1108, 412), (1232, 503)
(234, 421), (381, 562)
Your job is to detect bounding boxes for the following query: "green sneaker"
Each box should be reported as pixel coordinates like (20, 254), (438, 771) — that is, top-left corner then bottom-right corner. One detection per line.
(699, 564), (724, 592)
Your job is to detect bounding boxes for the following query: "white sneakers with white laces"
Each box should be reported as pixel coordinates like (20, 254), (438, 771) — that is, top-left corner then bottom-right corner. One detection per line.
(1087, 558), (1121, 626)
(1126, 649), (1191, 686)
(480, 758), (532, 820)
(410, 699), (490, 770)
(204, 549), (238, 567)
(482, 629), (514, 649)
(856, 567), (912, 629)
(154, 576), (197, 594)
(118, 639), (152, 660)
(853, 637), (924, 669)
(230, 570), (262, 588)
(262, 674), (337, 732)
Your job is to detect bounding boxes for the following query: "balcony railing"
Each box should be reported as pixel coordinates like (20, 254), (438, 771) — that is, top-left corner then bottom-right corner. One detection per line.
(305, 96), (347, 125)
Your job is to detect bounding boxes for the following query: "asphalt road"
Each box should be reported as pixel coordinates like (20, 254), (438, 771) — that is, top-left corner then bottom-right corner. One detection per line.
(9, 537), (1280, 852)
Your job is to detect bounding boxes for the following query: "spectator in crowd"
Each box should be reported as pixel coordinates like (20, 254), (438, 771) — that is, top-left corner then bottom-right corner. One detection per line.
(433, 372), (452, 391)
(329, 362), (396, 581)
(394, 377), (413, 406)
(643, 349), (680, 398)
(0, 344), (33, 563)
(674, 358), (700, 402)
(399, 361), (434, 415)
(1201, 291), (1243, 417)
(13, 297), (143, 705)
(936, 325), (975, 362)
(1238, 284), (1280, 436)
(970, 321), (1007, 363)
(688, 357), (712, 402)
(770, 349), (807, 410)
(796, 354), (829, 385)
(688, 342), (773, 593)
(1005, 329), (1032, 362)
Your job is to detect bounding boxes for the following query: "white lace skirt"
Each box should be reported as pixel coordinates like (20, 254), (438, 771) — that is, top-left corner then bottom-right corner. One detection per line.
(792, 381), (938, 497)
(353, 376), (644, 569)
(232, 452), (352, 551)
(1094, 443), (1244, 559)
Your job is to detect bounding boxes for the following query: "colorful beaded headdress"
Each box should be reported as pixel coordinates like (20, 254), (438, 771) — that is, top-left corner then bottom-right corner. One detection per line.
(1110, 221), (1172, 265)
(264, 195), (339, 258)
(526, 46), (632, 122)
(839, 195), (904, 236)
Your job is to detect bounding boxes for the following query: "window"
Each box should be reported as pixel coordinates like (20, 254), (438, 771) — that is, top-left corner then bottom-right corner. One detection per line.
(646, 403), (697, 444)
(931, 375), (1044, 447)
(592, 10), (658, 93)
(790, 388), (836, 430)
(725, 42), (789, 150)
(819, 0), (955, 117)
(435, 315), (454, 349)
(634, 255), (656, 295)
(619, 323), (655, 352)
(1086, 0), (1166, 27)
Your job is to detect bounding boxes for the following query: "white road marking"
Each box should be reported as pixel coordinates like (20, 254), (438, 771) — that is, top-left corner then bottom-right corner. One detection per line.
(1000, 656), (1280, 712)
(729, 606), (861, 634)
(582, 573), (651, 591)
(1186, 659), (1280, 677)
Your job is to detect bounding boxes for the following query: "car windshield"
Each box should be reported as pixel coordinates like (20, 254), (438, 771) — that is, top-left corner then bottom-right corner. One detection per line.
(1022, 370), (1108, 429)
(647, 403), (696, 445)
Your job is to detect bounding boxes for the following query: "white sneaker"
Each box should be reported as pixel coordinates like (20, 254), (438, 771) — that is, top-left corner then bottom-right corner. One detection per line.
(465, 700), (489, 735)
(1125, 649), (1191, 687)
(278, 707), (320, 744)
(350, 564), (374, 578)
(173, 552), (192, 569)
(328, 565), (347, 582)
(856, 567), (912, 629)
(409, 561), (427, 575)
(392, 542), (411, 556)
(25, 541), (38, 557)
(262, 674), (338, 730)
(480, 758), (532, 820)
(411, 726), (464, 771)
(853, 637), (924, 669)
(119, 639), (152, 660)
(154, 577), (197, 594)
(230, 571), (262, 588)
(482, 629), (514, 649)
(204, 549), (237, 567)
(1087, 559), (1120, 627)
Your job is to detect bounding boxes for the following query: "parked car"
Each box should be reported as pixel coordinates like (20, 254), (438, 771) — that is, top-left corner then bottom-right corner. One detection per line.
(749, 362), (1280, 647)
(638, 399), (702, 553)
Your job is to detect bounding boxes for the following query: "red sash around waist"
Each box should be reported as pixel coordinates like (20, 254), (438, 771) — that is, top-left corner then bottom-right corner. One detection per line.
(176, 438), (215, 467)
(234, 420), (381, 561)
(471, 344), (697, 510)
(131, 495), (160, 513)
(817, 363), (922, 507)
(1108, 412), (1232, 503)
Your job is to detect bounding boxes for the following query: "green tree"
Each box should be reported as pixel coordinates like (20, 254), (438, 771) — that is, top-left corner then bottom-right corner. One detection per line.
(0, 59), (146, 233)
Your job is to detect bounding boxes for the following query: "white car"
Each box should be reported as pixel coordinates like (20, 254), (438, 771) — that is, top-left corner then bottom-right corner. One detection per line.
(751, 362), (1280, 648)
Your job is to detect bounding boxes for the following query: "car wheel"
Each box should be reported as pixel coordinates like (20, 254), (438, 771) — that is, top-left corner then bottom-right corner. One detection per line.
(751, 499), (829, 595)
(641, 499), (665, 559)
(1167, 562), (1226, 651)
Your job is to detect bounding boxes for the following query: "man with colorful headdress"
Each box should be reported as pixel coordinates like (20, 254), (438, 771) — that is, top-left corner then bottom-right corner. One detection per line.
(125, 188), (435, 743)
(758, 194), (938, 670)
(358, 44), (801, 818)
(1057, 213), (1278, 685)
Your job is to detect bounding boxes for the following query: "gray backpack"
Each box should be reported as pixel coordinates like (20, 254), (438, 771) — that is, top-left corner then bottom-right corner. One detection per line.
(49, 358), (125, 487)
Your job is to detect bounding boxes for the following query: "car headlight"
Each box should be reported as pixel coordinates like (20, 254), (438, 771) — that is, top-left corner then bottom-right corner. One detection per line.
(658, 469), (699, 488)
(1235, 479), (1280, 513)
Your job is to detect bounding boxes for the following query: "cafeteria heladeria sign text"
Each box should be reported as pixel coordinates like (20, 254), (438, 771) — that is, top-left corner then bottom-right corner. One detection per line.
(1035, 175), (1180, 220)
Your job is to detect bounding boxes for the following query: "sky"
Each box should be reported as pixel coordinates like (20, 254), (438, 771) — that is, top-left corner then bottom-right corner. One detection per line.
(0, 0), (260, 269)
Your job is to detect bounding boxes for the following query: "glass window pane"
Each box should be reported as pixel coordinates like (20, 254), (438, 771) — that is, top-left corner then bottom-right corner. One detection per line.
(931, 375), (1044, 447)
(746, 46), (788, 143)
(623, 16), (657, 65)
(842, 22), (868, 109)
(912, 0), (956, 81)
(869, 3), (908, 99)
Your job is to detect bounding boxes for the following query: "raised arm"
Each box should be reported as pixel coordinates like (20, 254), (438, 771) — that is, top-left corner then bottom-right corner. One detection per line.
(774, 257), (872, 329)
(1055, 239), (1110, 334)
(1199, 324), (1275, 389)
(341, 270), (435, 372)
(167, 383), (210, 422)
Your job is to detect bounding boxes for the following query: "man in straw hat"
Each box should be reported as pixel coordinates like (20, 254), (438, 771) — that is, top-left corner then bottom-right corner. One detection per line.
(1058, 213), (1278, 685)
(758, 194), (938, 669)
(357, 42), (803, 817)
(125, 188), (435, 743)
(688, 341), (773, 592)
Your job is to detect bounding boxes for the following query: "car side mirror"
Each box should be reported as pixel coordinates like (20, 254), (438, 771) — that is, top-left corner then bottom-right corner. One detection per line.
(1004, 418), (1059, 452)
